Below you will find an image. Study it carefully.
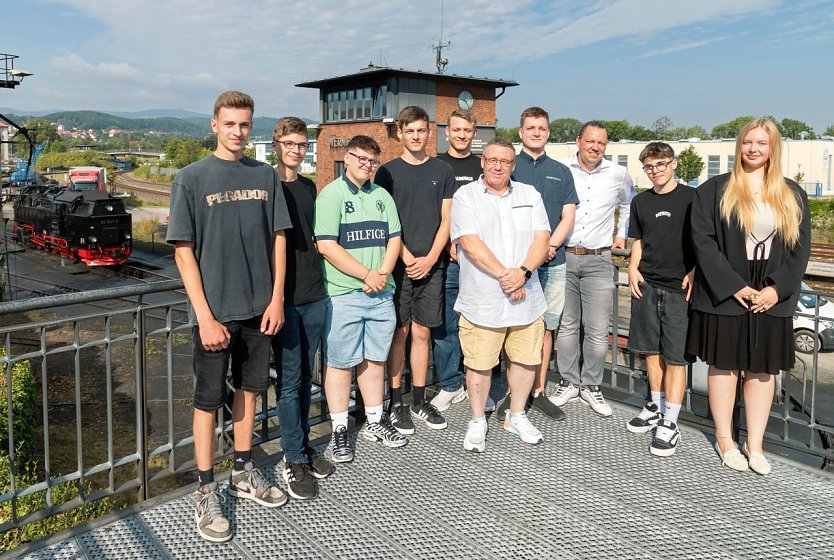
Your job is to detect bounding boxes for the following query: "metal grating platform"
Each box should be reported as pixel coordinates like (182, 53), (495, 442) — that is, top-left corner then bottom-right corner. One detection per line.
(15, 399), (834, 560)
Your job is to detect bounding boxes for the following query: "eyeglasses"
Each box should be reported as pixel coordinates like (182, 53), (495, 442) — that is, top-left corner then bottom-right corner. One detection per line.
(348, 152), (380, 168)
(484, 157), (514, 168)
(276, 140), (308, 151)
(642, 160), (674, 173)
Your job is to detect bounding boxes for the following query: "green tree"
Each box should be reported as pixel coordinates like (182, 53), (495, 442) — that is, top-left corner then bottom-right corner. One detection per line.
(549, 118), (582, 143)
(676, 145), (704, 184)
(600, 120), (630, 142)
(628, 125), (654, 141)
(781, 118), (816, 139)
(651, 116), (674, 139)
(710, 116), (756, 139)
(22, 118), (60, 146)
(495, 127), (520, 142)
(164, 137), (204, 168)
(794, 164), (805, 184)
(824, 124), (834, 137)
(685, 125), (708, 139)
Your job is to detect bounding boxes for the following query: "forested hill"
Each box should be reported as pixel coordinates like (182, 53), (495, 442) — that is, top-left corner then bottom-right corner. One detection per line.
(3, 110), (309, 139)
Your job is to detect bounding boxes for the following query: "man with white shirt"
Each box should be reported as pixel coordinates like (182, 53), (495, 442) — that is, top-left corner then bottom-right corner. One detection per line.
(551, 121), (635, 416)
(451, 137), (551, 451)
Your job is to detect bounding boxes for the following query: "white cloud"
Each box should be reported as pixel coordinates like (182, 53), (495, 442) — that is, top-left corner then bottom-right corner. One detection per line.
(14, 0), (827, 127)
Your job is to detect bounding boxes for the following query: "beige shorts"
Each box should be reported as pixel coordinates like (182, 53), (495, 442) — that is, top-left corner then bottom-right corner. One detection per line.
(458, 315), (545, 371)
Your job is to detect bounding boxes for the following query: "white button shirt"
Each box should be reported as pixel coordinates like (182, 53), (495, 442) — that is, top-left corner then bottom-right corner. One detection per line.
(561, 155), (635, 249)
(451, 178), (550, 328)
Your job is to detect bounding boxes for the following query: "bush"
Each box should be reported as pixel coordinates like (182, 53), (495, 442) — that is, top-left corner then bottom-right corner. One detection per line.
(0, 357), (37, 467)
(0, 353), (112, 551)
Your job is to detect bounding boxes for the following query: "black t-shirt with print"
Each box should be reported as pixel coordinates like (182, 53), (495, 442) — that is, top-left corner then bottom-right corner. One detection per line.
(628, 184), (695, 292)
(437, 152), (482, 191)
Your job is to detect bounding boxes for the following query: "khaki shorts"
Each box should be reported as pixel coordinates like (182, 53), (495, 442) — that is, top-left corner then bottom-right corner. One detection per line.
(458, 315), (545, 371)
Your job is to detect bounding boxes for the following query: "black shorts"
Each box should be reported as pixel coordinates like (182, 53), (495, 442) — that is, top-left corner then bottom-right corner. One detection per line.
(192, 315), (272, 411)
(628, 282), (690, 365)
(392, 261), (444, 328)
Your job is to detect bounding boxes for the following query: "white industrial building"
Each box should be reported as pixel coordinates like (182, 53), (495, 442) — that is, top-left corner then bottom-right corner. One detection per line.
(251, 138), (317, 175)
(533, 138), (834, 195)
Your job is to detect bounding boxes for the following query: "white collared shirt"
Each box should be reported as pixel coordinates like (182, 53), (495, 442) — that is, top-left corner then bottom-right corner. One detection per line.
(450, 178), (550, 328)
(561, 155), (635, 249)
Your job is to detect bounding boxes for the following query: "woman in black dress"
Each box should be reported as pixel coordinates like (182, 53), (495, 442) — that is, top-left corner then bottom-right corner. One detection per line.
(687, 118), (810, 475)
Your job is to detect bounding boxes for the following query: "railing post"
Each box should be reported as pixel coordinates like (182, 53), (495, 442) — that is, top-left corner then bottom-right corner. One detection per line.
(136, 307), (149, 502)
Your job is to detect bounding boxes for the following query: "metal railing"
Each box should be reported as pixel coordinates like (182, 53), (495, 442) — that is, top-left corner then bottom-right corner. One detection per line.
(604, 253), (834, 465)
(1, 265), (833, 535)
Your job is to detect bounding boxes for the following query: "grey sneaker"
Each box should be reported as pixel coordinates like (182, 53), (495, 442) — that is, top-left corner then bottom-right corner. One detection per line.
(579, 385), (613, 417)
(229, 461), (288, 508)
(194, 482), (232, 543)
(549, 380), (580, 407)
(329, 425), (354, 464)
(430, 386), (466, 412)
(362, 412), (408, 448)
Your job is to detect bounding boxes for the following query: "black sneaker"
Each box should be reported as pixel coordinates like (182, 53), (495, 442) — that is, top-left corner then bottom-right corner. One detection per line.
(650, 419), (681, 457)
(410, 402), (448, 429)
(282, 461), (317, 500)
(362, 412), (408, 448)
(388, 402), (415, 435)
(305, 446), (335, 479)
(329, 425), (354, 463)
(626, 402), (662, 434)
(531, 393), (567, 420)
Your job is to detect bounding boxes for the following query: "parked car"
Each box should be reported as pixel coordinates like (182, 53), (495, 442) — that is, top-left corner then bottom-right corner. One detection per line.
(794, 283), (834, 353)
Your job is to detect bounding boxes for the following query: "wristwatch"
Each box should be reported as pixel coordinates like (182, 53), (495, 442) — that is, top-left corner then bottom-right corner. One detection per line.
(520, 266), (533, 280)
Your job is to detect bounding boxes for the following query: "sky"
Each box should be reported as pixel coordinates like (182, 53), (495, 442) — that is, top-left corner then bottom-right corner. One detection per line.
(3, 0), (834, 133)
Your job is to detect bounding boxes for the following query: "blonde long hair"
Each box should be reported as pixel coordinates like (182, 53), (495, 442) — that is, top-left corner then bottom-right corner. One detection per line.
(719, 118), (802, 247)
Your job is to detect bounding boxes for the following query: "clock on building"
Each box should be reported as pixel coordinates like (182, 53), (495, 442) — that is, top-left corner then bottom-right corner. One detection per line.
(457, 90), (474, 110)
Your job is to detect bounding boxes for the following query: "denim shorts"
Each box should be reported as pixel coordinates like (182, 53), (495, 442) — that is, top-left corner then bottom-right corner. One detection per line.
(628, 282), (690, 365)
(324, 290), (396, 368)
(192, 316), (272, 411)
(538, 263), (566, 331)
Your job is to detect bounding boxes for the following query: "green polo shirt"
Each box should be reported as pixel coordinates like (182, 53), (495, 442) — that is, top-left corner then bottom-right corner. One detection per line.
(313, 174), (401, 296)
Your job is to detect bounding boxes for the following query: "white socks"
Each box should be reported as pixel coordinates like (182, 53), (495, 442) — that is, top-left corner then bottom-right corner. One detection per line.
(664, 402), (682, 425)
(330, 410), (349, 431)
(365, 405), (383, 424)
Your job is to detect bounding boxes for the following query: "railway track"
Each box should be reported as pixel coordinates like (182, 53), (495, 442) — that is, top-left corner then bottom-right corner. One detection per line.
(810, 243), (834, 263)
(113, 173), (171, 199)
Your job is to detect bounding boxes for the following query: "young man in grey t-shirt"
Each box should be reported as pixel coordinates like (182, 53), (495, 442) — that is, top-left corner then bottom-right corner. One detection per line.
(167, 91), (292, 543)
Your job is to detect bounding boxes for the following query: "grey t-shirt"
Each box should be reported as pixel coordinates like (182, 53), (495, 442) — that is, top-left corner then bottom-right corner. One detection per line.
(166, 155), (292, 323)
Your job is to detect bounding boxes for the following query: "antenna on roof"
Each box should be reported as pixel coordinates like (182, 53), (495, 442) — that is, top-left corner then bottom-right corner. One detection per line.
(433, 0), (450, 73)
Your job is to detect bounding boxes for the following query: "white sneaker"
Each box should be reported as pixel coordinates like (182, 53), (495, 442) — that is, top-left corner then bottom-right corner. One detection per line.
(549, 380), (580, 407)
(463, 419), (488, 452)
(503, 411), (543, 444)
(579, 385), (613, 417)
(430, 386), (465, 412)
(464, 390), (496, 413)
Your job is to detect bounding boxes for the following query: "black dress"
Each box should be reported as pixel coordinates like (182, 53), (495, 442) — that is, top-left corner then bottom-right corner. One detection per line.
(686, 174), (811, 375)
(687, 262), (794, 374)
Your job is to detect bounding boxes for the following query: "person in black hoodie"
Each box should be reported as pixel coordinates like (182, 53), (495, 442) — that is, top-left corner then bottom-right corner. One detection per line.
(687, 118), (810, 476)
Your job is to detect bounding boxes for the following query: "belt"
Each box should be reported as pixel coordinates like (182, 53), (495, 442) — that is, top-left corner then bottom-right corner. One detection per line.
(565, 246), (611, 256)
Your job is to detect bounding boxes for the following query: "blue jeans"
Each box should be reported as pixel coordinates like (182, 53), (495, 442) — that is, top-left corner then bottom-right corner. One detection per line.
(431, 261), (463, 391)
(272, 298), (326, 464)
(557, 252), (615, 386)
